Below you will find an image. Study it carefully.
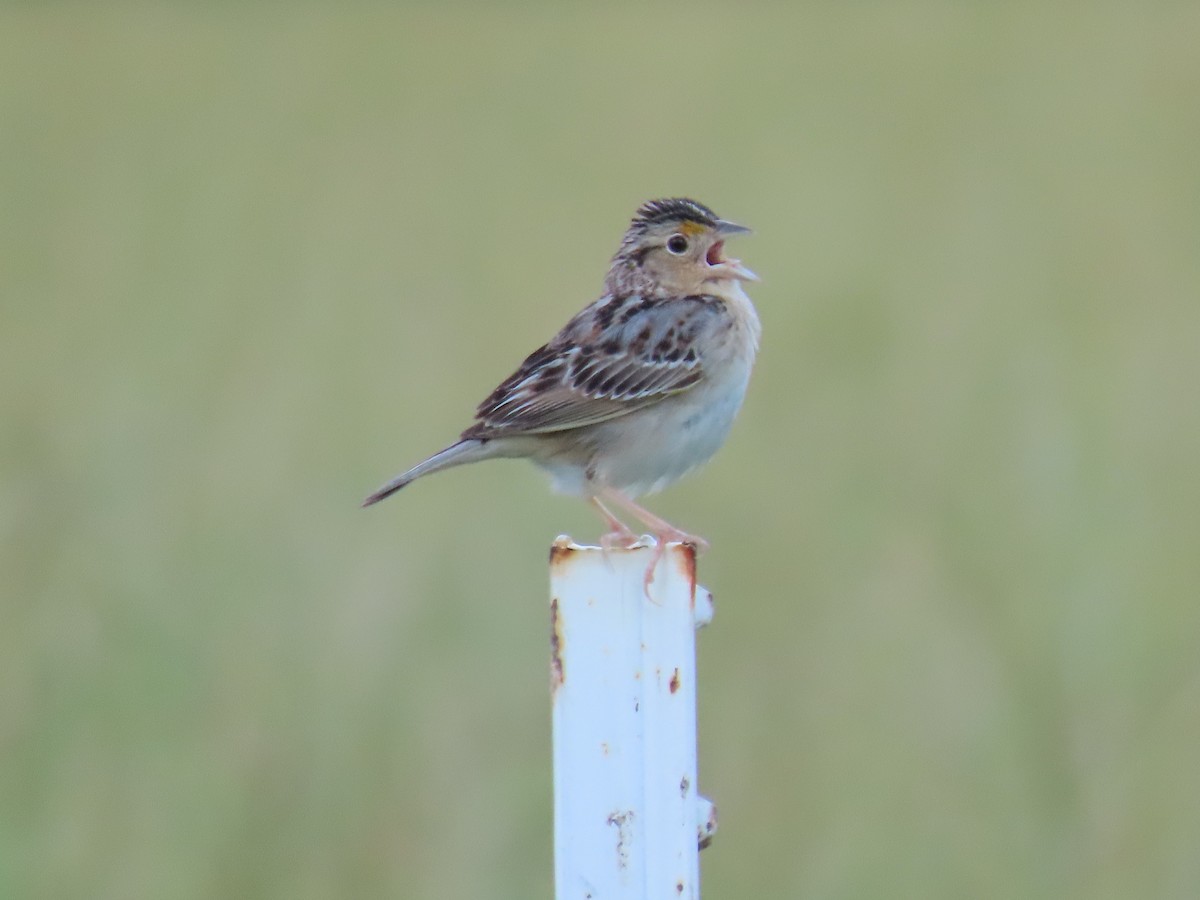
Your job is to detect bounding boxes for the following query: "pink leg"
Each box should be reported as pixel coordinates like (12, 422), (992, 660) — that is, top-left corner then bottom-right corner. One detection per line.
(598, 488), (708, 595)
(589, 496), (639, 550)
(598, 489), (710, 553)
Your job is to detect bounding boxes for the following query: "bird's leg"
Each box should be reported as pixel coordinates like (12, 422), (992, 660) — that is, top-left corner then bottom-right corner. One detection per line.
(599, 489), (710, 554)
(589, 496), (640, 551)
(599, 489), (709, 596)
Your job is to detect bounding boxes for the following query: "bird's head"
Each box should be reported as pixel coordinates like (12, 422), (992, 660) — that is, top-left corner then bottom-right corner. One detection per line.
(609, 198), (758, 296)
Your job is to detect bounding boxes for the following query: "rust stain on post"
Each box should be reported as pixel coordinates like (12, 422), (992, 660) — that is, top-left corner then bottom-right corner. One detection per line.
(699, 802), (718, 850)
(674, 542), (698, 605)
(550, 596), (565, 694)
(549, 536), (576, 569)
(669, 667), (681, 694)
(607, 810), (634, 871)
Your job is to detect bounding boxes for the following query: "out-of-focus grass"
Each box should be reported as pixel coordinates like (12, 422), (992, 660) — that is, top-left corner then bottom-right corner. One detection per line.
(3, 3), (1199, 898)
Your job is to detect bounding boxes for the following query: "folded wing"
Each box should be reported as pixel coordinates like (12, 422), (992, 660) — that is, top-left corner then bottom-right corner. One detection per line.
(463, 294), (727, 438)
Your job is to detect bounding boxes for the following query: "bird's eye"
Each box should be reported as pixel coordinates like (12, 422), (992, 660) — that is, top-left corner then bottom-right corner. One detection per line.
(665, 234), (689, 255)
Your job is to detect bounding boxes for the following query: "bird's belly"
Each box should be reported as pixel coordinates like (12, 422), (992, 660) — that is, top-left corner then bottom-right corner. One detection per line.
(589, 370), (750, 497)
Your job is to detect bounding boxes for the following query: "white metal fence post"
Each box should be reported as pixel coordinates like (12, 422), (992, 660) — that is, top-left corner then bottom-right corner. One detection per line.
(550, 537), (717, 899)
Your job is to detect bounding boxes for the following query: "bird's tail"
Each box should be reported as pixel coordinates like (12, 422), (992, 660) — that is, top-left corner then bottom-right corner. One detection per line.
(361, 439), (495, 507)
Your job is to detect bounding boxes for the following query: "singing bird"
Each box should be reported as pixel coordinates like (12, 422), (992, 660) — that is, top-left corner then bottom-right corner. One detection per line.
(363, 197), (760, 557)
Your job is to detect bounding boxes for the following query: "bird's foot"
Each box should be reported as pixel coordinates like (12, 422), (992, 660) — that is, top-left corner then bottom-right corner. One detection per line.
(656, 528), (710, 555)
(590, 489), (709, 596)
(641, 529), (708, 598)
(599, 526), (641, 551)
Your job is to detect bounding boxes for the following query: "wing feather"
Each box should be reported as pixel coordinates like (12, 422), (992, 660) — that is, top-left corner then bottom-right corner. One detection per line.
(463, 294), (726, 438)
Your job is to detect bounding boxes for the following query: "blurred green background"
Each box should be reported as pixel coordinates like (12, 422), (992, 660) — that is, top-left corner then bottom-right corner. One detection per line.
(4, 2), (1199, 898)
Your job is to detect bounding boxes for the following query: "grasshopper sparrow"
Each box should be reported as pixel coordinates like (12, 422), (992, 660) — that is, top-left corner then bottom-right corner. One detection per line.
(364, 197), (760, 560)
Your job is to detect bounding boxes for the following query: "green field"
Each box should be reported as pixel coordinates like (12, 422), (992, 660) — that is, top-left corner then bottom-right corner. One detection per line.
(4, 3), (1199, 897)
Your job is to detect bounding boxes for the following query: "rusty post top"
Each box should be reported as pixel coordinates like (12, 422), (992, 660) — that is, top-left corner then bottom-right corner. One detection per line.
(549, 535), (697, 585)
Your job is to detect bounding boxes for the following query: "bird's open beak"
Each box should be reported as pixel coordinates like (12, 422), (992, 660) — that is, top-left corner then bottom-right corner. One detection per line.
(715, 218), (752, 236)
(706, 220), (759, 281)
(716, 258), (760, 282)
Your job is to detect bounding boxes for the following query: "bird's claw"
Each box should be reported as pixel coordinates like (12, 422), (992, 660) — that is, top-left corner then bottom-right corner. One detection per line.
(599, 528), (641, 551)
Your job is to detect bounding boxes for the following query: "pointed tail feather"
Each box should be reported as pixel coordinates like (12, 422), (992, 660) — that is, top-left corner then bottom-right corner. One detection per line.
(362, 439), (494, 507)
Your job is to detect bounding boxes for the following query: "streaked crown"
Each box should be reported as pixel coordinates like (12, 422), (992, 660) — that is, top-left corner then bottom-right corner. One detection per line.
(628, 197), (720, 233)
